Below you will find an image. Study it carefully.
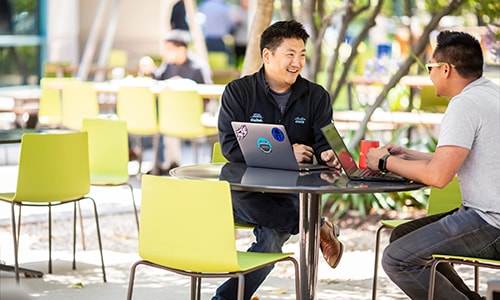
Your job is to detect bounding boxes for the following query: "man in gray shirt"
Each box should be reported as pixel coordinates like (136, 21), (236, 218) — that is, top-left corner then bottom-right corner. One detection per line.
(366, 31), (500, 299)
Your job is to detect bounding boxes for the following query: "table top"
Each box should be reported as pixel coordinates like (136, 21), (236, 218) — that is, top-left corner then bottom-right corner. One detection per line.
(170, 162), (426, 194)
(0, 129), (73, 144)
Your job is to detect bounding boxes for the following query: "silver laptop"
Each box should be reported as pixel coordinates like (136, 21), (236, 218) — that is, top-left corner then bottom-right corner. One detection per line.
(231, 121), (330, 172)
(321, 123), (408, 182)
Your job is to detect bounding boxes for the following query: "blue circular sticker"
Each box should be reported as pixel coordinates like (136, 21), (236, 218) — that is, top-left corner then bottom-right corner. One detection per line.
(271, 127), (285, 142)
(257, 138), (272, 154)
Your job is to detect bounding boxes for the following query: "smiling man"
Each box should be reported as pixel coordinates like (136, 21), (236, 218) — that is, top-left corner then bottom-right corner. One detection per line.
(216, 20), (343, 300)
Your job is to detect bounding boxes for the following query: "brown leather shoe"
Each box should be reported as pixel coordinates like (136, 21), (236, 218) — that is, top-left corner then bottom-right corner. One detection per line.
(320, 218), (344, 268)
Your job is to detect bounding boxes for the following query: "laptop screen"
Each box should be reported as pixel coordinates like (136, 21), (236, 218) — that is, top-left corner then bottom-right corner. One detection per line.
(321, 123), (359, 176)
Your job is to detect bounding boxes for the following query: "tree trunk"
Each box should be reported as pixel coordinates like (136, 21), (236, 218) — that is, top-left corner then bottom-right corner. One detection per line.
(348, 0), (464, 148)
(240, 0), (274, 76)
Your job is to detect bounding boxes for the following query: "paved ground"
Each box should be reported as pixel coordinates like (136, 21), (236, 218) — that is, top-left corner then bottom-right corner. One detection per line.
(0, 145), (497, 299)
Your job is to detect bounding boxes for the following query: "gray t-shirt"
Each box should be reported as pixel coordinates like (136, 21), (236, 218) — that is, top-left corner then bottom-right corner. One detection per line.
(437, 77), (500, 228)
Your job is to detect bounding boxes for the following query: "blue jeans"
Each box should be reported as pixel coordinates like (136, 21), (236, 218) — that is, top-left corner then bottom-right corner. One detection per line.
(212, 191), (299, 300)
(382, 206), (500, 300)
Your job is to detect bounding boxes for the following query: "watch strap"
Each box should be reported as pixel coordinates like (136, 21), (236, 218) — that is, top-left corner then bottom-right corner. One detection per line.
(378, 154), (391, 172)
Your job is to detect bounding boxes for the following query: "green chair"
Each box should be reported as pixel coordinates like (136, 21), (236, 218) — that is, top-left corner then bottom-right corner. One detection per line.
(126, 175), (299, 300)
(0, 132), (106, 283)
(37, 77), (79, 128)
(61, 81), (99, 130)
(212, 142), (255, 231)
(82, 118), (139, 231)
(428, 255), (500, 300)
(372, 177), (461, 300)
(116, 86), (159, 174)
(157, 87), (218, 164)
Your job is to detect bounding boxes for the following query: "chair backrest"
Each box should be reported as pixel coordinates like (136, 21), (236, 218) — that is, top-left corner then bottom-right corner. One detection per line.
(116, 86), (158, 135)
(427, 177), (462, 216)
(61, 81), (99, 130)
(158, 87), (215, 137)
(212, 142), (228, 163)
(81, 118), (129, 184)
(38, 77), (79, 127)
(14, 132), (90, 202)
(139, 175), (241, 272)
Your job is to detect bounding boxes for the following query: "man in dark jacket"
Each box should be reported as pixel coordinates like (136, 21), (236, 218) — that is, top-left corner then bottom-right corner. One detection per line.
(215, 20), (343, 300)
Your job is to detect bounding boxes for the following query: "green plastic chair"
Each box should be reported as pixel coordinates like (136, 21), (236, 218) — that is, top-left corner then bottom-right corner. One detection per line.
(0, 132), (106, 283)
(428, 255), (500, 299)
(37, 77), (79, 128)
(372, 177), (461, 300)
(61, 81), (99, 130)
(212, 142), (255, 231)
(82, 118), (139, 231)
(158, 87), (218, 164)
(116, 86), (159, 174)
(127, 175), (299, 300)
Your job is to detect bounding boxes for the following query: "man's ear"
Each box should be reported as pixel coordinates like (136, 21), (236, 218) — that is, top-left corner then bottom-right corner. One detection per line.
(262, 48), (270, 64)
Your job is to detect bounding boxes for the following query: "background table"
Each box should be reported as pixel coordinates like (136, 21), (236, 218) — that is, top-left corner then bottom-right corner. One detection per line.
(170, 162), (426, 299)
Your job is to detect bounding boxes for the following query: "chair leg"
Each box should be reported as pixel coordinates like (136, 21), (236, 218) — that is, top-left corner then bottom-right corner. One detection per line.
(190, 277), (197, 300)
(237, 274), (245, 300)
(474, 265), (479, 293)
(77, 202), (86, 250)
(126, 260), (141, 300)
(428, 259), (441, 300)
(372, 225), (388, 300)
(48, 203), (52, 274)
(88, 197), (107, 282)
(127, 183), (140, 232)
(73, 202), (77, 270)
(11, 201), (20, 284)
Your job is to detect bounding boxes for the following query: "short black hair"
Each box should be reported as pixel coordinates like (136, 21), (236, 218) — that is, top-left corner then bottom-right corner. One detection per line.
(260, 20), (309, 54)
(433, 31), (483, 79)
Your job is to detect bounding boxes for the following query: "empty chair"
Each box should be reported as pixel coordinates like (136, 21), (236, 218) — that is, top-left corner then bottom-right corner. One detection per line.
(157, 87), (218, 164)
(82, 118), (139, 231)
(115, 86), (158, 174)
(126, 175), (299, 300)
(61, 81), (99, 130)
(37, 77), (79, 128)
(0, 132), (106, 283)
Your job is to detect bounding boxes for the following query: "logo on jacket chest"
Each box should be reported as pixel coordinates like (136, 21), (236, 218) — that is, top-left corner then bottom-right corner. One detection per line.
(294, 116), (306, 124)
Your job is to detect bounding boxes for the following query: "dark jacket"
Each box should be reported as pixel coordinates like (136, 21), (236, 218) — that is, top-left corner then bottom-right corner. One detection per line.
(218, 67), (333, 163)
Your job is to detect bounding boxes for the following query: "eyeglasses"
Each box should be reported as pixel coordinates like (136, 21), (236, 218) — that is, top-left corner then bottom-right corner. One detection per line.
(425, 62), (456, 73)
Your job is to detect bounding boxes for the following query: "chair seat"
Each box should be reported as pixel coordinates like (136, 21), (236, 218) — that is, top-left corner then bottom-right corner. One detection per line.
(0, 192), (15, 201)
(380, 219), (412, 228)
(91, 174), (130, 185)
(431, 254), (500, 266)
(236, 251), (295, 271)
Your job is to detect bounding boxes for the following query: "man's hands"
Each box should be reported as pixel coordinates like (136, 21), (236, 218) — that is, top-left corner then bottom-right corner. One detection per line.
(320, 149), (341, 170)
(292, 144), (341, 170)
(293, 143), (314, 163)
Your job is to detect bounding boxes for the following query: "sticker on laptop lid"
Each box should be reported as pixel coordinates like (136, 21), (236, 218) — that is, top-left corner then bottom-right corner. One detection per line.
(271, 127), (285, 142)
(257, 138), (272, 154)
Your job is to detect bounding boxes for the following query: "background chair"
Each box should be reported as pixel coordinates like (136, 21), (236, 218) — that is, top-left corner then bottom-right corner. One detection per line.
(372, 177), (461, 300)
(0, 132), (106, 283)
(212, 142), (255, 231)
(158, 87), (218, 164)
(127, 175), (299, 300)
(82, 118), (139, 232)
(37, 77), (79, 128)
(116, 86), (158, 174)
(61, 81), (99, 130)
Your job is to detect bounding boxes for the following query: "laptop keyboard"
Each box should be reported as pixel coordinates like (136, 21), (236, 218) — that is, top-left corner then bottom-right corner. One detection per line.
(355, 168), (385, 177)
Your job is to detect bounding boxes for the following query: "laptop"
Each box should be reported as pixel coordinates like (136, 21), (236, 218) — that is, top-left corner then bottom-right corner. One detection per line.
(320, 123), (408, 182)
(231, 121), (330, 172)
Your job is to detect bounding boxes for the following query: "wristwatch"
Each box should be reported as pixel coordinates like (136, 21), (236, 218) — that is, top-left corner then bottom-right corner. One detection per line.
(378, 154), (391, 172)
